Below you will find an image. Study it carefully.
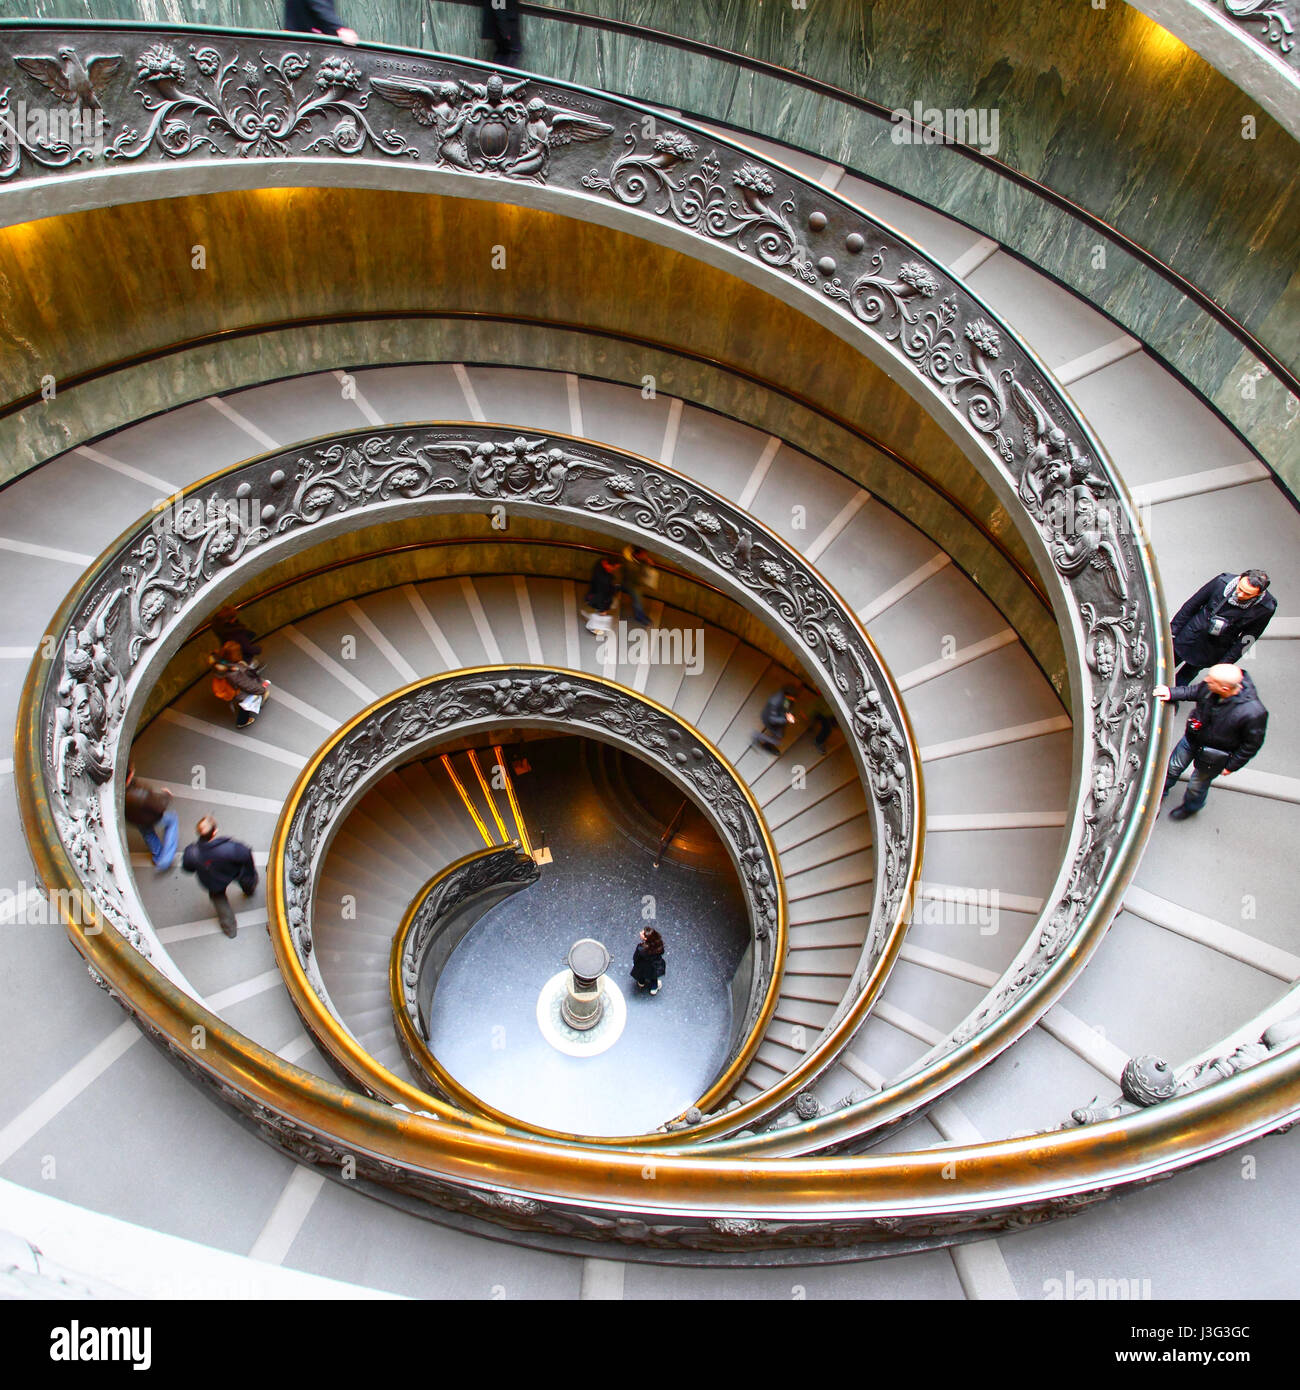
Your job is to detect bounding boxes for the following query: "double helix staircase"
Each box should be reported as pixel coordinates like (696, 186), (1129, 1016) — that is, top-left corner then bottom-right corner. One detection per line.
(0, 18), (1296, 1298)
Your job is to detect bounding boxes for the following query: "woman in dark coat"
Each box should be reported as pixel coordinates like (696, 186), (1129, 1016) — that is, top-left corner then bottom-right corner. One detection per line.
(630, 927), (666, 996)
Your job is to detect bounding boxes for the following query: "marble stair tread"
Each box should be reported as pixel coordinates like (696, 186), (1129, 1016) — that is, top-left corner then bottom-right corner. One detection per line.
(248, 631), (377, 727)
(89, 395), (265, 489)
(345, 363), (484, 426)
(783, 946), (862, 977)
(774, 996), (840, 1030)
(1141, 481), (1300, 613)
(461, 365), (574, 436)
(760, 746), (860, 824)
(1048, 910), (1282, 1068)
(864, 561), (1012, 677)
(920, 734), (1075, 816)
(762, 1018), (826, 1054)
(376, 769), (479, 846)
(394, 761), (490, 839)
(570, 376), (677, 463)
(778, 974), (852, 1006)
(778, 818), (873, 876)
(333, 808), (449, 884)
(743, 734), (840, 803)
(461, 574), (534, 663)
(0, 444), (168, 557)
(397, 578), (498, 672)
(901, 642), (1071, 742)
(772, 783), (871, 852)
(962, 250), (1123, 372)
(917, 825), (1066, 908)
(0, 547), (103, 648)
(348, 587), (460, 682)
(690, 644), (773, 745)
(1066, 350), (1264, 491)
(847, 1016), (932, 1083)
(788, 889), (875, 926)
(788, 920), (876, 951)
(316, 848), (429, 903)
(519, 577), (578, 669)
(220, 372), (380, 448)
(740, 1056), (785, 1092)
(128, 715), (305, 801)
(874, 960), (991, 1038)
(668, 402), (782, 499)
(667, 626), (741, 724)
(156, 675), (333, 760)
(754, 1038), (804, 1075)
(902, 903), (1041, 979)
(282, 606), (405, 702)
(925, 1024), (1121, 1140)
(746, 446), (866, 553)
(814, 500), (944, 616)
(783, 852), (875, 900)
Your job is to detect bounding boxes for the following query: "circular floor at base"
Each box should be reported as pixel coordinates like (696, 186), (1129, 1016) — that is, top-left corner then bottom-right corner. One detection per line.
(424, 738), (750, 1136)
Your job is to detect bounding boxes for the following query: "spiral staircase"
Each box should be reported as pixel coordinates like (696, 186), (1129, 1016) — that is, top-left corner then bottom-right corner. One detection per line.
(0, 13), (1297, 1300)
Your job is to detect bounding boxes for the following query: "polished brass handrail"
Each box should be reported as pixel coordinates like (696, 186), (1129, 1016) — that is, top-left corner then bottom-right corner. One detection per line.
(6, 23), (1243, 1242)
(388, 845), (538, 1112)
(269, 665), (788, 1143)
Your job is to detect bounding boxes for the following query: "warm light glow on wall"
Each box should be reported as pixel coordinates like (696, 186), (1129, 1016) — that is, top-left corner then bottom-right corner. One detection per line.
(1138, 17), (1188, 66)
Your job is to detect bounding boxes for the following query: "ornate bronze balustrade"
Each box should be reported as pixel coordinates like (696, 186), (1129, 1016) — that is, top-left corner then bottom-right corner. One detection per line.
(1, 31), (1170, 1139)
(20, 424), (916, 1141)
(273, 668), (784, 1135)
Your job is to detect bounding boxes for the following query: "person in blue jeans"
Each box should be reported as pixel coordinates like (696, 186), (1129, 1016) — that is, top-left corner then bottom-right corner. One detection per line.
(124, 765), (178, 871)
(1154, 664), (1268, 820)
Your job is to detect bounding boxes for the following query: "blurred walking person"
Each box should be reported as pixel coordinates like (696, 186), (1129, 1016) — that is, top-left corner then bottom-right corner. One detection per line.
(182, 817), (258, 938)
(209, 639), (270, 729)
(124, 764), (178, 872)
(753, 684), (799, 754)
(584, 555), (621, 636)
(283, 0), (358, 44)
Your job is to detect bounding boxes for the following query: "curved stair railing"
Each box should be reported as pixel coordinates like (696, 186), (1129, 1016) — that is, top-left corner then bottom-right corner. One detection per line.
(0, 27), (1174, 1140)
(18, 425), (922, 1140)
(390, 844), (540, 1102)
(12, 24), (1287, 1246)
(277, 667), (786, 1138)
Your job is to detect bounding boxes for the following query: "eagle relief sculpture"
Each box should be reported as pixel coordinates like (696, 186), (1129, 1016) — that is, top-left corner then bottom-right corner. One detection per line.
(372, 71), (612, 181)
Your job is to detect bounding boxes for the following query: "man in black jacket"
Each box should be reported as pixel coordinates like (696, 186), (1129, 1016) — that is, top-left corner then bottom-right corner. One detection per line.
(182, 817), (258, 938)
(283, 0), (358, 44)
(1170, 569), (1276, 685)
(1154, 664), (1268, 820)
